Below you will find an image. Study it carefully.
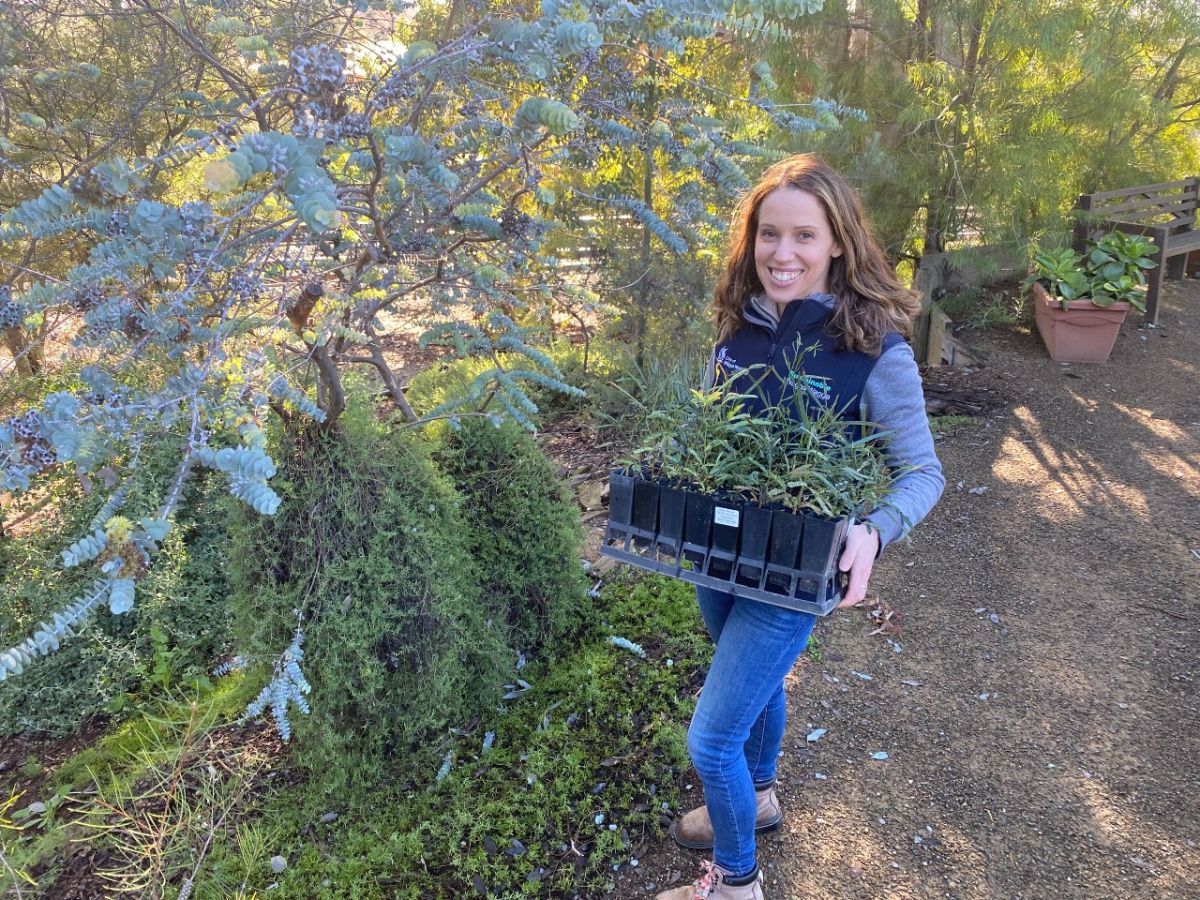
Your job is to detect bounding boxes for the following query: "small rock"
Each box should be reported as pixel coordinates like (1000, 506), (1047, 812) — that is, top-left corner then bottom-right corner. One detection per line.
(270, 855), (287, 874)
(578, 481), (606, 510)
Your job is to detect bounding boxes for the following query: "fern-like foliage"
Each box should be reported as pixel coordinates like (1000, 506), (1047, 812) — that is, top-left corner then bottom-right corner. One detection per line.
(61, 529), (107, 568)
(195, 445), (281, 515)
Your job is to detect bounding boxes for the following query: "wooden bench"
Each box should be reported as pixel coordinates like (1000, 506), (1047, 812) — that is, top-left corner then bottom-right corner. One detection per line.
(1073, 177), (1200, 325)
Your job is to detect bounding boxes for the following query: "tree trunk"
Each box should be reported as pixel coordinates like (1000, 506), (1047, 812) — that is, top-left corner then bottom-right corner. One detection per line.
(3, 326), (40, 377)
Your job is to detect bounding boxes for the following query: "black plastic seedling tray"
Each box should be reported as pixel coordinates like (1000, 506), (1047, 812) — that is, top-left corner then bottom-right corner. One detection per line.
(601, 471), (851, 616)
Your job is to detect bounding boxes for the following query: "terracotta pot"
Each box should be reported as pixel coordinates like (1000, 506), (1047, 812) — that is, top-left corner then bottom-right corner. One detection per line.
(1032, 281), (1130, 364)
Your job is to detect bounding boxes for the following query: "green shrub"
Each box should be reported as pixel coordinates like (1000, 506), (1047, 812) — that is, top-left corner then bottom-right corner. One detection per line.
(0, 446), (231, 736)
(196, 575), (709, 899)
(225, 400), (509, 787)
(436, 418), (590, 656)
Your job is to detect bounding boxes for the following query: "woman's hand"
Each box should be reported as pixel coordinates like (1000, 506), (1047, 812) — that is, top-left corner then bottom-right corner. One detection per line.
(836, 522), (880, 608)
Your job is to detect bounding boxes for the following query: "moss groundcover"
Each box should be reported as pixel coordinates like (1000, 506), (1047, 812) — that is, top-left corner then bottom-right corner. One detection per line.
(6, 574), (712, 899)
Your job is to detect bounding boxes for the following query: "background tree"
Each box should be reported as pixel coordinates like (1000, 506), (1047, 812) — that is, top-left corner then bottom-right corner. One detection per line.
(763, 0), (1200, 260)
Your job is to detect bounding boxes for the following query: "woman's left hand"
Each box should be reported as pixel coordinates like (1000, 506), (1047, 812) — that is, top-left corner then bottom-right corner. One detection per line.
(837, 522), (880, 608)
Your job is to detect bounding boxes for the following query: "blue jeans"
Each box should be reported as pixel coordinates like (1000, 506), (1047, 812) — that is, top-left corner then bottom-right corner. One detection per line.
(687, 586), (818, 877)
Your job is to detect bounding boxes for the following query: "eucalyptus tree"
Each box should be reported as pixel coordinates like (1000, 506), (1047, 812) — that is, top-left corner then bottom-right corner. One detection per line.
(0, 0), (839, 736)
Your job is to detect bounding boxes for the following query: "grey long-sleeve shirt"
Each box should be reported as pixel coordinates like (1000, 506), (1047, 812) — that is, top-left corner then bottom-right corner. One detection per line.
(710, 294), (945, 551)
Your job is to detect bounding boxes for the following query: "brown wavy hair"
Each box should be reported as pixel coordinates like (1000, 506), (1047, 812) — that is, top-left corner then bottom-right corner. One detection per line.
(713, 154), (919, 356)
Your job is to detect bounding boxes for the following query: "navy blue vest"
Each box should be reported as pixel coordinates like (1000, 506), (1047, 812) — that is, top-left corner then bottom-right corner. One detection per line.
(713, 296), (902, 437)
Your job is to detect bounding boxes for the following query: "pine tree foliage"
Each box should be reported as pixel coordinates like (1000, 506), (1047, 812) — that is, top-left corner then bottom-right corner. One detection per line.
(774, 0), (1200, 256)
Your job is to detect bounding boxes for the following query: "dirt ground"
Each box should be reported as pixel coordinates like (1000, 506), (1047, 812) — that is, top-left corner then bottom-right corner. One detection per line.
(606, 280), (1200, 900)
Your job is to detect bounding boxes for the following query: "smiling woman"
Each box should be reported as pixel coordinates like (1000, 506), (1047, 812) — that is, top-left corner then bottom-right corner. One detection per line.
(657, 154), (945, 900)
(753, 188), (843, 314)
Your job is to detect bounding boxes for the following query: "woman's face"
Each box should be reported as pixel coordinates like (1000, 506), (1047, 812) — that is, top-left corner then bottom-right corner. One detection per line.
(753, 187), (842, 309)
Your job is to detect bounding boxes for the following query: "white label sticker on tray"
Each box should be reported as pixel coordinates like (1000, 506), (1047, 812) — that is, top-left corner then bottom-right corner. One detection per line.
(713, 506), (740, 528)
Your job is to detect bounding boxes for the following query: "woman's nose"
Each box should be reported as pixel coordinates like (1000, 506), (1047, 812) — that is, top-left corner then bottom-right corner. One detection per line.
(773, 238), (796, 260)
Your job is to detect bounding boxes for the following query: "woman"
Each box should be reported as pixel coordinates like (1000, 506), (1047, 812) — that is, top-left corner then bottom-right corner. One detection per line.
(657, 155), (945, 900)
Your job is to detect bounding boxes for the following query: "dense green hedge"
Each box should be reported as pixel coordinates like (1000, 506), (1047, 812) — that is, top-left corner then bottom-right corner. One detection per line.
(436, 418), (590, 657)
(226, 398), (591, 787)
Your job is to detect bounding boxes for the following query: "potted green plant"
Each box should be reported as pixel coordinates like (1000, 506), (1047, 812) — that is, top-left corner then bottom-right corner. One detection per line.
(603, 375), (900, 616)
(1027, 231), (1158, 363)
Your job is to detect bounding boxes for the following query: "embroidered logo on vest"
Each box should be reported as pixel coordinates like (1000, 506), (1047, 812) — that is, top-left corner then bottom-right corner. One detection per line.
(714, 346), (745, 374)
(787, 370), (832, 404)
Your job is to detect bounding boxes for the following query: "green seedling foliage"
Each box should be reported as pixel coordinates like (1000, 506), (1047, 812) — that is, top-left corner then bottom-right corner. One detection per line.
(225, 398), (509, 788)
(625, 354), (899, 519)
(435, 417), (591, 657)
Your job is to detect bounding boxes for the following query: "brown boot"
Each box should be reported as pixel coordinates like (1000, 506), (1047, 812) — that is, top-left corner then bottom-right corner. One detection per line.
(655, 860), (764, 900)
(669, 786), (783, 850)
